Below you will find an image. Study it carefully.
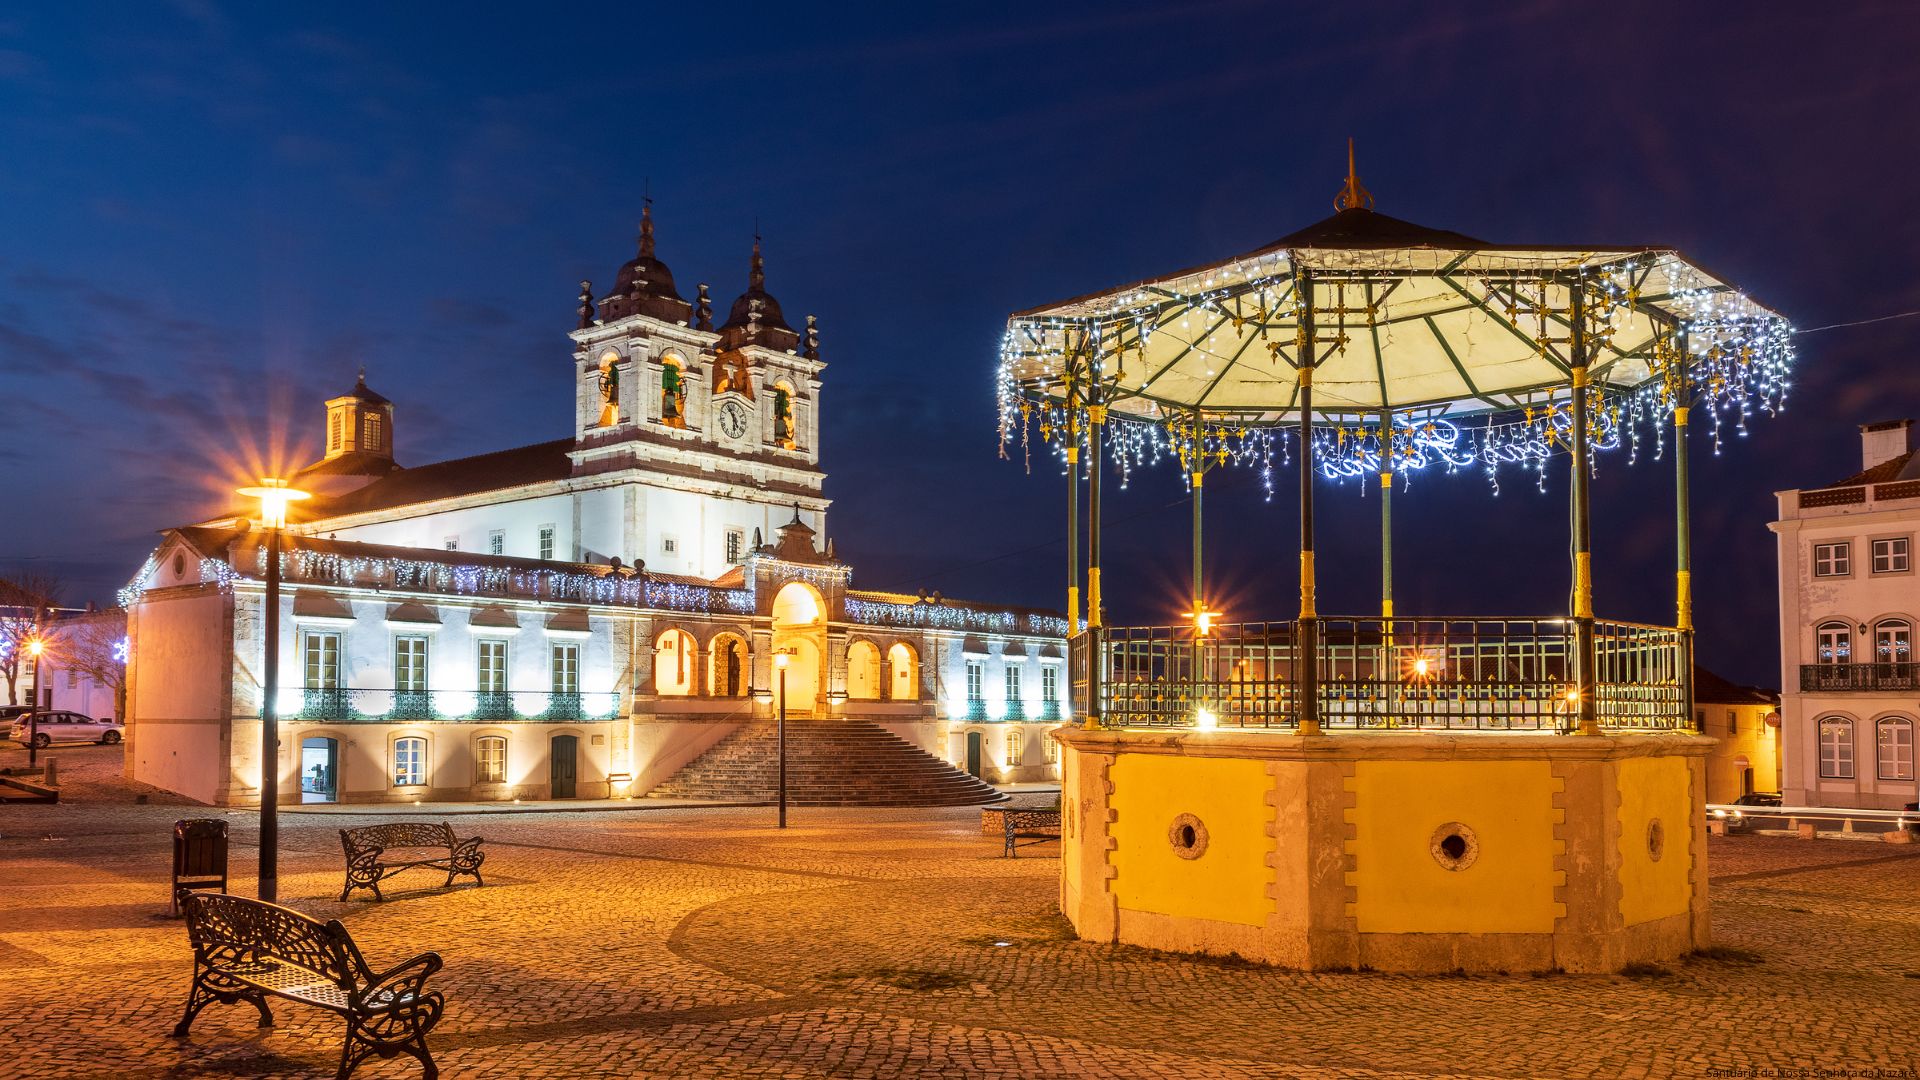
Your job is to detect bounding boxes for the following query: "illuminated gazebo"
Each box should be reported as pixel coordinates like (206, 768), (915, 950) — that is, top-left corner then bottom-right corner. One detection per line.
(999, 150), (1793, 973)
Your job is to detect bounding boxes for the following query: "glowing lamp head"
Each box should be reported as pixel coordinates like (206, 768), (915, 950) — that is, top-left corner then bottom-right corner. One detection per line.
(237, 477), (311, 529)
(1413, 657), (1430, 677)
(774, 651), (792, 670)
(1564, 687), (1581, 704)
(1195, 707), (1218, 731)
(26, 638), (44, 658)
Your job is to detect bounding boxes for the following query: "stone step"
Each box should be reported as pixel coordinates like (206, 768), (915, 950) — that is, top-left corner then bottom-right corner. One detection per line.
(652, 719), (1003, 807)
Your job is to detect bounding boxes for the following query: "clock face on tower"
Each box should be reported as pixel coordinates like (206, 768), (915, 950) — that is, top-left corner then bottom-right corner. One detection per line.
(716, 399), (750, 440)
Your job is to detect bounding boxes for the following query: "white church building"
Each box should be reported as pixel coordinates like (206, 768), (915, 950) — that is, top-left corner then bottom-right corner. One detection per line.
(120, 214), (1066, 807)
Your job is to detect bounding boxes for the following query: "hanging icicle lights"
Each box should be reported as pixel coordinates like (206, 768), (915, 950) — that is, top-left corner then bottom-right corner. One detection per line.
(998, 246), (1793, 494)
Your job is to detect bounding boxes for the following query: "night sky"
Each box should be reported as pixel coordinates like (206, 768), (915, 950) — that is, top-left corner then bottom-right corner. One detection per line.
(2, 3), (1916, 688)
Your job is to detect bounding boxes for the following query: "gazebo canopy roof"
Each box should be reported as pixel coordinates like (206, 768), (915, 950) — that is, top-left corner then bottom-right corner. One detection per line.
(1002, 184), (1790, 427)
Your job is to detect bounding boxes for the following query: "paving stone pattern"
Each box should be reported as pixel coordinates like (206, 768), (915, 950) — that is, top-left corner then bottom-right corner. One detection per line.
(2, 744), (1918, 1079)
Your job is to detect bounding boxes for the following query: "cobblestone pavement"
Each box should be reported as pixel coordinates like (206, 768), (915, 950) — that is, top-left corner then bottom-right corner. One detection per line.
(2, 748), (1918, 1079)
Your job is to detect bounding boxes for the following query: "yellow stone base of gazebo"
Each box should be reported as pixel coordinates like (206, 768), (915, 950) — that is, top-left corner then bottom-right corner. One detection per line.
(1054, 727), (1712, 974)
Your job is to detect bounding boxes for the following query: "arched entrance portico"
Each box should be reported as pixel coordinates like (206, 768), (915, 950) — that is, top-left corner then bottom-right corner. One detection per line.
(771, 582), (825, 717)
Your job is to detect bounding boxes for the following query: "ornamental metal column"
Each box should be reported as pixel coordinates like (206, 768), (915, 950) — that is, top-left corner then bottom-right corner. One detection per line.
(1568, 284), (1600, 736)
(1066, 364), (1081, 636)
(1673, 328), (1695, 729)
(1379, 408), (1395, 725)
(1296, 269), (1321, 735)
(1086, 345), (1106, 728)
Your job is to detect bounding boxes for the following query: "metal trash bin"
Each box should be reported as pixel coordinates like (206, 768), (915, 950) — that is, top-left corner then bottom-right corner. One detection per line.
(171, 818), (229, 916)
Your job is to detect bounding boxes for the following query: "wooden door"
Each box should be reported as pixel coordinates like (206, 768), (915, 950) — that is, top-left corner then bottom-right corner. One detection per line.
(550, 735), (578, 799)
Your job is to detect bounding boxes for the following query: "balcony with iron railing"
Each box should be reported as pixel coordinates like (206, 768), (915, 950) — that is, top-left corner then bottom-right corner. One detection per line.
(288, 688), (622, 723)
(1076, 616), (1687, 732)
(1799, 663), (1919, 693)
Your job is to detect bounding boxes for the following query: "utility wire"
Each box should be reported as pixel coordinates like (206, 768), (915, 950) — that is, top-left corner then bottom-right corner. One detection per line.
(1796, 309), (1920, 334)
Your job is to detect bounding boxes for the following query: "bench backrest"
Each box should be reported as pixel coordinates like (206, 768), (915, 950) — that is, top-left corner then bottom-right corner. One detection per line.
(174, 818), (228, 878)
(341, 821), (456, 857)
(183, 893), (359, 988)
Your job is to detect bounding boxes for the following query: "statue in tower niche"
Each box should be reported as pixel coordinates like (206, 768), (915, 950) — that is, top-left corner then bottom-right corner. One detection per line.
(597, 358), (620, 427)
(661, 360), (685, 425)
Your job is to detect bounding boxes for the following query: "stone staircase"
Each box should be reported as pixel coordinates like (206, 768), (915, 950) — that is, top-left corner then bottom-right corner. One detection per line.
(649, 719), (1005, 807)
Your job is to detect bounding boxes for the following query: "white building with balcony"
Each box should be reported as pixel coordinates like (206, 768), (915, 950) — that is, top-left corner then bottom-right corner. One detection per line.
(119, 215), (1065, 807)
(1772, 418), (1920, 809)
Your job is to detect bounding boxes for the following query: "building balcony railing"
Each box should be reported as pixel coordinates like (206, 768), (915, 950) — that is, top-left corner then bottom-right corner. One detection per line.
(1081, 616), (1687, 732)
(951, 699), (1065, 723)
(289, 688), (621, 723)
(1799, 663), (1920, 693)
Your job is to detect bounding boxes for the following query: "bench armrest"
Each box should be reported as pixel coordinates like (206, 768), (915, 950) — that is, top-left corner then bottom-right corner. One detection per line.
(450, 835), (483, 859)
(359, 951), (443, 1007)
(345, 846), (385, 870)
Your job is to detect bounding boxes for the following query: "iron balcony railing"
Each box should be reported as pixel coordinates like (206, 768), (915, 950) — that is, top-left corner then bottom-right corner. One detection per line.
(1800, 663), (1920, 693)
(1086, 616), (1687, 732)
(291, 688), (621, 723)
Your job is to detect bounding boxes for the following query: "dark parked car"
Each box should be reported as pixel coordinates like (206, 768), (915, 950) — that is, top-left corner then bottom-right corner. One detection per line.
(1733, 792), (1783, 808)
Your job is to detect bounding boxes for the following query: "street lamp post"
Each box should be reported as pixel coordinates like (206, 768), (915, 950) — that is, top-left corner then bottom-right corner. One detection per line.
(26, 638), (44, 769)
(774, 650), (792, 829)
(236, 478), (310, 904)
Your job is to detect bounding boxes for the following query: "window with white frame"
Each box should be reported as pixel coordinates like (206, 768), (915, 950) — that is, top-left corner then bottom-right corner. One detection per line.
(1876, 620), (1912, 662)
(725, 528), (746, 565)
(443, 536), (459, 551)
(1819, 718), (1855, 779)
(303, 631), (341, 689)
(1816, 622), (1852, 664)
(1004, 664), (1022, 705)
(489, 530), (505, 556)
(1814, 542), (1851, 577)
(965, 660), (983, 702)
(662, 535), (679, 556)
(394, 737), (426, 787)
(477, 640), (508, 694)
(538, 525), (556, 561)
(1879, 718), (1916, 781)
(1006, 728), (1023, 766)
(1042, 665), (1058, 702)
(394, 636), (429, 692)
(1873, 537), (1911, 574)
(551, 643), (580, 695)
(476, 736), (507, 784)
(1044, 732), (1059, 764)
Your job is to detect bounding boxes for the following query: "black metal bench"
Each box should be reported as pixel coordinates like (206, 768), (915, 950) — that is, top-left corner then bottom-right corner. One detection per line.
(173, 892), (444, 1080)
(339, 822), (484, 902)
(1003, 807), (1063, 857)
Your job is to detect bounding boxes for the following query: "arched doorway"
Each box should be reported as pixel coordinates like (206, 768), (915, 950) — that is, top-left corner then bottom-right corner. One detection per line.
(300, 736), (338, 803)
(771, 582), (825, 716)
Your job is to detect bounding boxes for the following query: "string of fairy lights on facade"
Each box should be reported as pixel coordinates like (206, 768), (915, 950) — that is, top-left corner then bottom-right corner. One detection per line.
(998, 251), (1795, 495)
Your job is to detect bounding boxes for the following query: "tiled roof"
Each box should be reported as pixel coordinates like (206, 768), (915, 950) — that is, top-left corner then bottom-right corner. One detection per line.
(1694, 664), (1778, 707)
(1824, 448), (1920, 489)
(297, 439), (574, 522)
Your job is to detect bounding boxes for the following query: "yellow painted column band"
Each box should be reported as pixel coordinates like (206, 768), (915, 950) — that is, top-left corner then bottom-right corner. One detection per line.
(1089, 404), (1108, 424)
(1572, 365), (1589, 389)
(1088, 567), (1103, 628)
(1381, 597), (1393, 618)
(1674, 406), (1689, 427)
(1676, 571), (1692, 631)
(1067, 586), (1080, 635)
(1574, 552), (1593, 619)
(1380, 471), (1392, 488)
(1299, 551), (1317, 619)
(1066, 447), (1079, 464)
(1297, 365), (1312, 388)
(1192, 468), (1204, 487)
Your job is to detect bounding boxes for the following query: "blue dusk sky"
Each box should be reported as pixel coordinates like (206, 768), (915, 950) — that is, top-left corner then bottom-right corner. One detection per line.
(0, 2), (1916, 687)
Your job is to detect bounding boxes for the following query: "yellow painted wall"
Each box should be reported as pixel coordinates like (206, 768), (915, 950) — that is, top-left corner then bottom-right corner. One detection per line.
(1108, 753), (1275, 928)
(1616, 755), (1692, 926)
(1700, 702), (1781, 803)
(1060, 746), (1081, 901)
(1346, 761), (1564, 934)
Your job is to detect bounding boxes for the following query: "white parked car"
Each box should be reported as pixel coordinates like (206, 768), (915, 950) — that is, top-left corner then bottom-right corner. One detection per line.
(8, 710), (122, 749)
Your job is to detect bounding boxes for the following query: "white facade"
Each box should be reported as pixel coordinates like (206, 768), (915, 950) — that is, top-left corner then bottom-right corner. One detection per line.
(1772, 419), (1920, 810)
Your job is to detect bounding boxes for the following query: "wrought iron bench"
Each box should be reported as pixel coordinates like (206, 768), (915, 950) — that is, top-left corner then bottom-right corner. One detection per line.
(1003, 807), (1063, 858)
(339, 822), (484, 901)
(172, 892), (444, 1080)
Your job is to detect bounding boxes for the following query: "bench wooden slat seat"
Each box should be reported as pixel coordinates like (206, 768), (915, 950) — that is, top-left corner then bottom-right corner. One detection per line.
(173, 892), (444, 1080)
(1003, 807), (1063, 858)
(339, 822), (484, 902)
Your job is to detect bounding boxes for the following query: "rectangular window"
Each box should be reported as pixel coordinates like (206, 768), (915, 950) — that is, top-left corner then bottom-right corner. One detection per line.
(394, 636), (429, 692)
(364, 412), (384, 449)
(444, 536), (459, 552)
(1726, 709), (1736, 735)
(477, 640), (508, 693)
(1042, 666), (1058, 702)
(1820, 720), (1855, 779)
(1044, 733), (1059, 764)
(1873, 537), (1911, 574)
(303, 631), (341, 689)
(725, 528), (746, 565)
(329, 411), (343, 451)
(551, 643), (580, 695)
(489, 530), (505, 556)
(476, 736), (507, 784)
(1814, 542), (1851, 577)
(538, 525), (556, 561)
(1006, 728), (1023, 766)
(965, 660), (983, 702)
(662, 535), (679, 556)
(1880, 721), (1915, 781)
(393, 736), (426, 787)
(1005, 664), (1022, 703)
(1694, 708), (1706, 733)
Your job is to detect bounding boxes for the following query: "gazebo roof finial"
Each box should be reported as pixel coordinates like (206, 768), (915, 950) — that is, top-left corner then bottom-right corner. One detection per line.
(1335, 137), (1374, 212)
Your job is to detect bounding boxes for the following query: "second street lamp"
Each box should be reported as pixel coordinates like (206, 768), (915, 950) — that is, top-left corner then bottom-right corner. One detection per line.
(774, 650), (793, 829)
(25, 637), (45, 769)
(236, 477), (310, 904)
